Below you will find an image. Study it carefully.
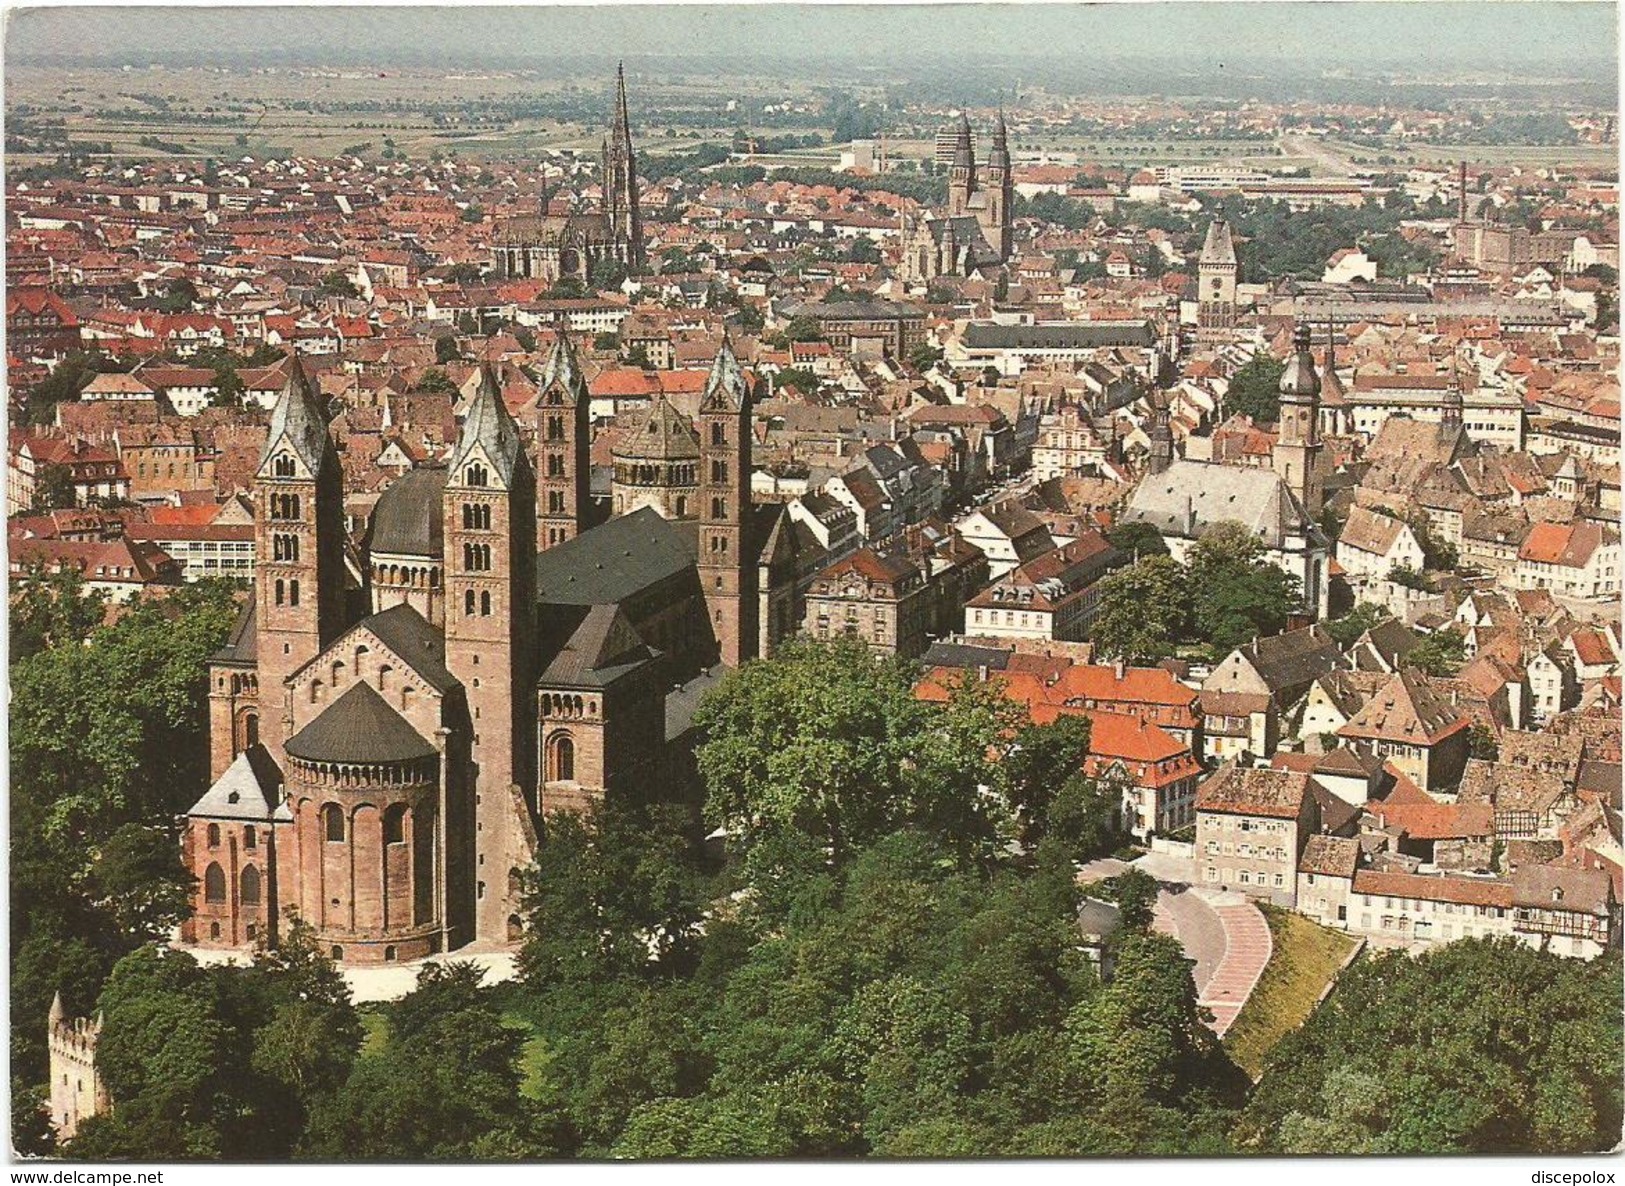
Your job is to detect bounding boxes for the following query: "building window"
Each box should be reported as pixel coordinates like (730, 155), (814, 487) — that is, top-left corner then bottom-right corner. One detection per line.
(462, 503), (491, 530)
(207, 822), (221, 848)
(273, 454), (296, 478)
(275, 579), (285, 606)
(244, 825), (256, 850)
(711, 422), (726, 447)
(465, 463), (488, 487)
(550, 734), (575, 782)
(464, 542), (491, 572)
(711, 459), (728, 484)
(289, 579), (300, 606)
(323, 804), (345, 842)
(465, 590), (477, 616)
(384, 804), (406, 845)
(240, 865), (261, 905)
(204, 862), (226, 903)
(273, 533), (300, 562)
(480, 591), (492, 616)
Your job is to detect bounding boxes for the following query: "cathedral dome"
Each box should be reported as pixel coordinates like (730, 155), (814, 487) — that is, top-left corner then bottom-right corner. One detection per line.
(613, 395), (700, 462)
(368, 466), (447, 557)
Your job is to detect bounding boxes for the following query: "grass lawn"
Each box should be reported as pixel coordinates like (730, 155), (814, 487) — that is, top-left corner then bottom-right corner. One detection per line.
(1222, 904), (1360, 1080)
(358, 1006), (390, 1060)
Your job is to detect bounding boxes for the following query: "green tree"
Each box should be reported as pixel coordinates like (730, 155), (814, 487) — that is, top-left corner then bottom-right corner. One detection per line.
(591, 257), (628, 291)
(1239, 941), (1622, 1154)
(695, 638), (1015, 889)
(907, 341), (944, 372)
(1225, 353), (1286, 423)
(1104, 520), (1168, 559)
(1187, 522), (1300, 653)
(303, 962), (541, 1159)
(783, 314), (824, 343)
(434, 335), (462, 365)
(33, 462), (77, 510)
(625, 344), (654, 370)
(1403, 628), (1467, 677)
(593, 331), (620, 351)
(414, 367), (457, 396)
(1089, 557), (1188, 663)
(9, 563), (108, 661)
(319, 272), (358, 299)
(156, 277), (200, 313)
(1325, 601), (1388, 648)
(1001, 715), (1092, 848)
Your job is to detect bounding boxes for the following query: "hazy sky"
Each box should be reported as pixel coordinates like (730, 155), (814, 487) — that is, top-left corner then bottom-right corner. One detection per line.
(6, 2), (1617, 68)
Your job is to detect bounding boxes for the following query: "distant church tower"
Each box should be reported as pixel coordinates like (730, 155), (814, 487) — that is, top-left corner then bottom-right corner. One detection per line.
(601, 63), (645, 271)
(985, 109), (1014, 261)
(697, 339), (758, 668)
(254, 360), (347, 757)
(533, 329), (592, 551)
(1197, 217), (1238, 341)
(947, 112), (975, 218)
(443, 366), (537, 944)
(1273, 323), (1323, 517)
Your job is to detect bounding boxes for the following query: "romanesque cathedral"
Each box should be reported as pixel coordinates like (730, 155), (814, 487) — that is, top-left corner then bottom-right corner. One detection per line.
(181, 335), (793, 961)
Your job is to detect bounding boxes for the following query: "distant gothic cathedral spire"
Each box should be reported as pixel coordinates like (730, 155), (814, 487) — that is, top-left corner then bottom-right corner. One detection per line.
(492, 66), (644, 283)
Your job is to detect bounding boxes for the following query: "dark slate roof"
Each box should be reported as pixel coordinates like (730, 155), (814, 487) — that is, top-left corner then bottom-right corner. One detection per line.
(259, 358), (330, 475)
(700, 338), (748, 413)
(285, 681), (437, 764)
(368, 466), (447, 557)
(1077, 897), (1122, 941)
(962, 321), (1156, 351)
(665, 665), (730, 743)
(922, 641), (1013, 671)
(539, 328), (588, 405)
(539, 604), (659, 688)
(187, 745), (285, 821)
(789, 300), (926, 322)
(1246, 624), (1344, 693)
(447, 365), (524, 486)
(535, 506), (695, 607)
(212, 599), (257, 666)
(362, 603), (457, 692)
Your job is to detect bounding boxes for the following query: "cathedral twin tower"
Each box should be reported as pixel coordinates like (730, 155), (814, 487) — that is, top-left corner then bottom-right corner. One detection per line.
(186, 329), (760, 964)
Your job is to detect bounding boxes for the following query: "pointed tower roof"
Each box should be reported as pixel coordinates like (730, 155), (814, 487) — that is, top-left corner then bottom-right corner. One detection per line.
(1200, 218), (1237, 268)
(448, 362), (524, 486)
(989, 107), (1011, 170)
(613, 61), (633, 142)
(49, 991), (65, 1026)
(1279, 323), (1321, 406)
(540, 327), (588, 405)
(616, 393), (700, 461)
(953, 112), (975, 170)
(259, 356), (329, 476)
(701, 335), (749, 413)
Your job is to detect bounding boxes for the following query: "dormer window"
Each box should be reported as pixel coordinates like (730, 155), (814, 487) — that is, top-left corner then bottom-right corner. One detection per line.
(465, 462), (488, 488)
(273, 453), (296, 478)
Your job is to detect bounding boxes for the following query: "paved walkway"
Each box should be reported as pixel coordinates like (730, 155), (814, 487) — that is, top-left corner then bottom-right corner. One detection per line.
(1151, 885), (1226, 995)
(1190, 893), (1273, 1037)
(1077, 858), (1275, 1038)
(180, 943), (519, 1003)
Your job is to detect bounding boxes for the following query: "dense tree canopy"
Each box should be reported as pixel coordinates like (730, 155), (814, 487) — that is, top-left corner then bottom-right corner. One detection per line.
(1239, 941), (1623, 1154)
(11, 580), (240, 1141)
